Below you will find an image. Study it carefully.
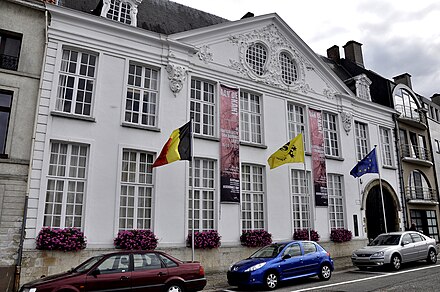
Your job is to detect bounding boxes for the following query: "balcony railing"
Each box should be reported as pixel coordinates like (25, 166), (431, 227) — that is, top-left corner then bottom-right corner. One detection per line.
(0, 54), (19, 71)
(405, 186), (437, 201)
(400, 144), (432, 165)
(395, 105), (427, 128)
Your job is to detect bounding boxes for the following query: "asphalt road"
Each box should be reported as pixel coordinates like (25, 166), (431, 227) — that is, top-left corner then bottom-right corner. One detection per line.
(222, 262), (440, 292)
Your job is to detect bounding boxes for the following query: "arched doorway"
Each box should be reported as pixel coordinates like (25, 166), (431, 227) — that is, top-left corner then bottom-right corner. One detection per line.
(364, 180), (400, 241)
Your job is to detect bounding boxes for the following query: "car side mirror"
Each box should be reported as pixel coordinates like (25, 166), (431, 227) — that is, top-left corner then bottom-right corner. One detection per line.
(282, 254), (291, 260)
(401, 240), (410, 246)
(90, 269), (101, 277)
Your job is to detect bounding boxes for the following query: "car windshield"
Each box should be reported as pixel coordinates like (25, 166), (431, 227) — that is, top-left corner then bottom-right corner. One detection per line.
(74, 255), (105, 273)
(369, 234), (401, 246)
(249, 243), (287, 258)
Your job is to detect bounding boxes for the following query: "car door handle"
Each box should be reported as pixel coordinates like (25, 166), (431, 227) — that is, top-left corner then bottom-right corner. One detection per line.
(158, 272), (167, 276)
(120, 276), (130, 281)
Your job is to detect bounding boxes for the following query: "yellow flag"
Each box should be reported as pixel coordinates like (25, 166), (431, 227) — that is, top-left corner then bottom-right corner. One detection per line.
(267, 133), (305, 169)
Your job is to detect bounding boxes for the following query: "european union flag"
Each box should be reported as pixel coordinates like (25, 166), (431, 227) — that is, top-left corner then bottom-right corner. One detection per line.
(350, 148), (379, 178)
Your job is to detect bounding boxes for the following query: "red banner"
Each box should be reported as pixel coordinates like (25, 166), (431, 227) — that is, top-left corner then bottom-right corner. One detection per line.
(309, 108), (328, 206)
(220, 84), (240, 203)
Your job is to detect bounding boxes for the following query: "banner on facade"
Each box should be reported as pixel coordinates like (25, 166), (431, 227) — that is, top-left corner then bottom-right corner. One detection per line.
(220, 84), (240, 203)
(309, 108), (328, 206)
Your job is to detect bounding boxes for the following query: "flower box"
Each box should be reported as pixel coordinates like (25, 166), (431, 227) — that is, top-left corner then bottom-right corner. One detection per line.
(36, 227), (86, 252)
(114, 229), (158, 250)
(187, 230), (221, 249)
(240, 230), (272, 247)
(293, 229), (320, 242)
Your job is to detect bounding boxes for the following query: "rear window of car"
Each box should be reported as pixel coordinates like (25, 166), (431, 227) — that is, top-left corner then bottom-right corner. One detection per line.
(159, 254), (178, 267)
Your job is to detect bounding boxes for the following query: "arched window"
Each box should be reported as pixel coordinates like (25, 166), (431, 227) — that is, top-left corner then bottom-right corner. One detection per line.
(279, 52), (298, 84)
(408, 170), (431, 200)
(245, 43), (267, 76)
(394, 88), (419, 120)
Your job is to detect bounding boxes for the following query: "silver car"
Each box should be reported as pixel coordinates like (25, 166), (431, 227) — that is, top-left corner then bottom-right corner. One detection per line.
(351, 231), (438, 271)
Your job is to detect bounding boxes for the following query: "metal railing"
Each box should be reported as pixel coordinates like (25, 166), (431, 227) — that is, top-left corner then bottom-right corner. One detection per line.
(0, 54), (19, 71)
(405, 186), (437, 201)
(400, 144), (432, 161)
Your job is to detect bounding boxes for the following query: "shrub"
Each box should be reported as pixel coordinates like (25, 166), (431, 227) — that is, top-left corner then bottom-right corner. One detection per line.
(36, 227), (86, 251)
(240, 230), (272, 247)
(293, 229), (320, 242)
(187, 230), (221, 249)
(330, 228), (353, 243)
(114, 229), (158, 250)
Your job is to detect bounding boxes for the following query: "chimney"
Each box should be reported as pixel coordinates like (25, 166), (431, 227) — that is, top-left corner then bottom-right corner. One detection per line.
(343, 40), (364, 68)
(327, 45), (340, 63)
(393, 73), (412, 89)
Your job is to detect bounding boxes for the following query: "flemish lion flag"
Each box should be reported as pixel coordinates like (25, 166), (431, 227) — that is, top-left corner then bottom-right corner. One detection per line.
(267, 133), (305, 169)
(152, 121), (192, 168)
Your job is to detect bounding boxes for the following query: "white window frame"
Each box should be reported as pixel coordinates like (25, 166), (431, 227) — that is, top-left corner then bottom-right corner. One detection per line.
(118, 149), (154, 230)
(380, 127), (393, 166)
(124, 63), (159, 127)
(189, 158), (216, 232)
(101, 0), (139, 26)
(43, 142), (88, 229)
(327, 174), (345, 229)
(279, 51), (298, 84)
(245, 42), (267, 76)
(240, 91), (263, 144)
(355, 121), (369, 160)
(322, 112), (339, 157)
(241, 164), (265, 231)
(290, 169), (311, 231)
(55, 48), (97, 117)
(287, 102), (305, 141)
(190, 79), (216, 137)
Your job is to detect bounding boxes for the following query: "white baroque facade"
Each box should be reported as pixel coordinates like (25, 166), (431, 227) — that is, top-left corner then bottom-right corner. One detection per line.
(22, 1), (401, 280)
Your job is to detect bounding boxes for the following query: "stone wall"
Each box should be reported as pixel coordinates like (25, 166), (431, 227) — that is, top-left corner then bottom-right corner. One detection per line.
(20, 239), (367, 286)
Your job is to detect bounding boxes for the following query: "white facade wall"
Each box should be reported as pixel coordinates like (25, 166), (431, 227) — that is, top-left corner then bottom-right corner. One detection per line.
(24, 5), (401, 254)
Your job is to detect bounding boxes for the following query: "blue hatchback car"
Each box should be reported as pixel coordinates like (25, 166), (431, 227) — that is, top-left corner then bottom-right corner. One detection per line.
(227, 240), (334, 289)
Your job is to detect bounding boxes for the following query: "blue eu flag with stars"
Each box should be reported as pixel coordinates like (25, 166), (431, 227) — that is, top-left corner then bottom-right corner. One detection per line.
(350, 148), (379, 178)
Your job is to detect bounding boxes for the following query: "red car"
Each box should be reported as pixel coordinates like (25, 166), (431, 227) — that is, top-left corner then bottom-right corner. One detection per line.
(19, 250), (206, 292)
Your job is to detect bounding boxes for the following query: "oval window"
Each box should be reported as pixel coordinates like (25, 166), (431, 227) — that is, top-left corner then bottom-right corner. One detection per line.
(246, 43), (267, 76)
(279, 52), (298, 84)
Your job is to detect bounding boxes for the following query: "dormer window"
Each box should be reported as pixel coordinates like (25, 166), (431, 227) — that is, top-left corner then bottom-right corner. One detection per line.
(354, 74), (372, 100)
(101, 0), (141, 27)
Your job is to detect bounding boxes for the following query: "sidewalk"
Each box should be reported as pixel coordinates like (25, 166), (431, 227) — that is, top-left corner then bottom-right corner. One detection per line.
(203, 256), (353, 291)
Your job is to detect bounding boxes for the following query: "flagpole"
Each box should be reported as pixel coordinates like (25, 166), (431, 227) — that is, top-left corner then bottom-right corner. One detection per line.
(191, 118), (195, 262)
(301, 133), (311, 241)
(374, 145), (388, 233)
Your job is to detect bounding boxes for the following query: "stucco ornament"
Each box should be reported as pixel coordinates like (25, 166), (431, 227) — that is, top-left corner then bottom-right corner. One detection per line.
(166, 64), (187, 96)
(228, 24), (313, 93)
(341, 112), (352, 135)
(197, 45), (213, 64)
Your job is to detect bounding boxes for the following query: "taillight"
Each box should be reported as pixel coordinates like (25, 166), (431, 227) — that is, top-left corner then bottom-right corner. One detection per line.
(326, 252), (331, 257)
(199, 265), (205, 276)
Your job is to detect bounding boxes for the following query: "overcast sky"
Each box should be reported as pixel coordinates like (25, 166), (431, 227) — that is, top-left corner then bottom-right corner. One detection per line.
(172, 0), (440, 98)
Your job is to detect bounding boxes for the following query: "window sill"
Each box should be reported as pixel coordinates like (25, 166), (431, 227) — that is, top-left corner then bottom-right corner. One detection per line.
(383, 165), (397, 170)
(51, 111), (96, 122)
(121, 122), (160, 132)
(325, 155), (344, 161)
(194, 134), (220, 142)
(239, 141), (267, 149)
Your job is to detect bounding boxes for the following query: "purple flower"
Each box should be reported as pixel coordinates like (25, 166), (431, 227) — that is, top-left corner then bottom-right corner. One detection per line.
(240, 230), (272, 247)
(114, 229), (158, 250)
(36, 227), (86, 251)
(293, 229), (320, 242)
(330, 228), (352, 243)
(187, 230), (221, 249)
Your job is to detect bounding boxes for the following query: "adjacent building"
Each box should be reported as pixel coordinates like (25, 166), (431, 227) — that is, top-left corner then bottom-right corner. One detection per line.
(0, 0), (46, 291)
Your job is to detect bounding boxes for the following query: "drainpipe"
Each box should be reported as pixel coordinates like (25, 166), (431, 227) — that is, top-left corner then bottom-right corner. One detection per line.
(393, 113), (407, 231)
(13, 8), (50, 292)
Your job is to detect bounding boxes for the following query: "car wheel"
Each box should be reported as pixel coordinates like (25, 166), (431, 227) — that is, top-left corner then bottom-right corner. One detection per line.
(265, 271), (279, 290)
(166, 283), (185, 292)
(318, 264), (332, 281)
(390, 254), (401, 271)
(427, 249), (437, 264)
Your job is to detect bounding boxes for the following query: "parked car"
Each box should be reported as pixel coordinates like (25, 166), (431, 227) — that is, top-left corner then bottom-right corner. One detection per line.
(227, 240), (334, 290)
(19, 250), (206, 292)
(351, 231), (438, 271)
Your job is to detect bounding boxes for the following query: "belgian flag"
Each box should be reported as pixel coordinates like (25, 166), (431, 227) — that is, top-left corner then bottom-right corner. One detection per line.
(152, 121), (192, 168)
